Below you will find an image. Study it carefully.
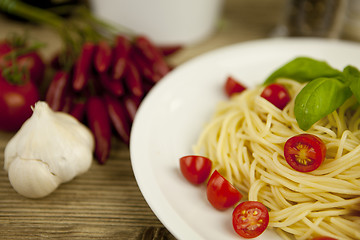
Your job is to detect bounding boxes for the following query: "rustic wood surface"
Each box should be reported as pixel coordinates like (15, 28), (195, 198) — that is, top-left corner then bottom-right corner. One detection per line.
(0, 0), (292, 239)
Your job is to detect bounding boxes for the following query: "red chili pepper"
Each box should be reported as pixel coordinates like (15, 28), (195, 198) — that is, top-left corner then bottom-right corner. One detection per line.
(112, 35), (131, 81)
(86, 96), (112, 164)
(45, 71), (70, 111)
(87, 72), (103, 97)
(99, 73), (125, 97)
(123, 94), (142, 122)
(61, 94), (73, 113)
(134, 35), (170, 77)
(104, 95), (131, 145)
(125, 61), (143, 97)
(49, 52), (61, 70)
(130, 48), (161, 83)
(72, 42), (96, 91)
(94, 40), (112, 74)
(142, 79), (155, 95)
(69, 101), (86, 122)
(158, 45), (182, 56)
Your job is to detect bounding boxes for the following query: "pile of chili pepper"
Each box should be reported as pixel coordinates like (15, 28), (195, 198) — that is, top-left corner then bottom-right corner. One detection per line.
(46, 35), (177, 164)
(0, 0), (181, 164)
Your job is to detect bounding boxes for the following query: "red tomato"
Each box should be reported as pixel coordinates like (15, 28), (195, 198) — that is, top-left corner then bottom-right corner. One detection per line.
(0, 72), (39, 131)
(284, 134), (326, 172)
(260, 83), (290, 110)
(232, 201), (269, 239)
(206, 170), (242, 210)
(0, 41), (12, 56)
(179, 155), (212, 185)
(0, 41), (12, 67)
(16, 51), (45, 86)
(310, 237), (338, 240)
(224, 76), (246, 97)
(0, 41), (45, 86)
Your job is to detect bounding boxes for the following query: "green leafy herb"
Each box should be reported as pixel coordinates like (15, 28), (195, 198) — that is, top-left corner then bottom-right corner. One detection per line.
(343, 65), (360, 103)
(264, 57), (341, 85)
(294, 77), (352, 130)
(265, 57), (360, 131)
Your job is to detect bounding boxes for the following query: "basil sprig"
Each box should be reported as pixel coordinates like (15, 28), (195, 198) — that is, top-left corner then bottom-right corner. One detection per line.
(264, 57), (342, 84)
(264, 57), (360, 131)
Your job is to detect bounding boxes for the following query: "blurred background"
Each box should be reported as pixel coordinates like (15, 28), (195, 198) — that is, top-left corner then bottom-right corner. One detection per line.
(1, 0), (358, 64)
(0, 0), (359, 239)
(1, 0), (285, 64)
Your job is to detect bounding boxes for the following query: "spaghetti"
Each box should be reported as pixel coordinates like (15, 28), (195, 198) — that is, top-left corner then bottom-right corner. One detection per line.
(193, 79), (360, 240)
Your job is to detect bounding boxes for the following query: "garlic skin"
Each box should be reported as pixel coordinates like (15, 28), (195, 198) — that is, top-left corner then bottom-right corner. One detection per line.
(4, 101), (94, 198)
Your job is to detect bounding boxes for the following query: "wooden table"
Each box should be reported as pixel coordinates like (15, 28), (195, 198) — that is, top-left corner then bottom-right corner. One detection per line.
(0, 0), (287, 239)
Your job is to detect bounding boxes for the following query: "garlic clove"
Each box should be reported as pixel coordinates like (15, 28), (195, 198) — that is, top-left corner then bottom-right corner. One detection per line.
(8, 156), (61, 198)
(4, 101), (94, 198)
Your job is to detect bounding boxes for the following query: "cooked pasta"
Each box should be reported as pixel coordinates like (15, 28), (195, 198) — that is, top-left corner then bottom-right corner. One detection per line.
(193, 79), (360, 240)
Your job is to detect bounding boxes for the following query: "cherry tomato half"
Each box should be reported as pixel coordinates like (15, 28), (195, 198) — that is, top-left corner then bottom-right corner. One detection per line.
(232, 201), (269, 239)
(310, 237), (338, 240)
(179, 155), (212, 185)
(260, 83), (290, 110)
(206, 170), (242, 210)
(284, 134), (326, 172)
(224, 76), (246, 97)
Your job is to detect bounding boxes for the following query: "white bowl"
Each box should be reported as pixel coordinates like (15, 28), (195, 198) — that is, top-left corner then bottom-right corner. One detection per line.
(89, 0), (224, 46)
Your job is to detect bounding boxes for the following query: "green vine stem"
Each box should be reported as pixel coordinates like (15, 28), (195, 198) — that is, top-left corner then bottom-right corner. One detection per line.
(0, 0), (80, 53)
(0, 0), (136, 71)
(0, 0), (134, 44)
(75, 6), (135, 39)
(0, 0), (65, 32)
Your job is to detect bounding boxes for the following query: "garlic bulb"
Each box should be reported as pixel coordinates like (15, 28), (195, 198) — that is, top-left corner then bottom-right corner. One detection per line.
(4, 101), (94, 198)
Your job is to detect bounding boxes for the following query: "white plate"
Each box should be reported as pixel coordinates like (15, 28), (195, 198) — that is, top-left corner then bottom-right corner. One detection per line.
(130, 37), (360, 240)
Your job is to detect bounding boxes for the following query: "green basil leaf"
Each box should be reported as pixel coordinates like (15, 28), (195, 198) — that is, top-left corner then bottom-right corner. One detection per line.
(343, 65), (360, 103)
(294, 77), (352, 131)
(264, 57), (341, 84)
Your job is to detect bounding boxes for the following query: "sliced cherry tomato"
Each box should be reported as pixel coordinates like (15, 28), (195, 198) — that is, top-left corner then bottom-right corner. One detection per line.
(310, 237), (338, 240)
(179, 155), (212, 185)
(284, 134), (326, 172)
(206, 170), (242, 210)
(260, 83), (290, 110)
(224, 76), (246, 97)
(232, 201), (269, 239)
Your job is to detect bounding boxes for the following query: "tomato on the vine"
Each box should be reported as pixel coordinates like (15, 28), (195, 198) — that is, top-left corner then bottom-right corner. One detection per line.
(0, 41), (12, 56)
(224, 76), (246, 97)
(206, 170), (242, 210)
(284, 134), (326, 172)
(179, 155), (212, 185)
(0, 41), (45, 86)
(232, 201), (269, 239)
(0, 71), (39, 131)
(260, 83), (290, 110)
(0, 41), (12, 67)
(16, 51), (45, 86)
